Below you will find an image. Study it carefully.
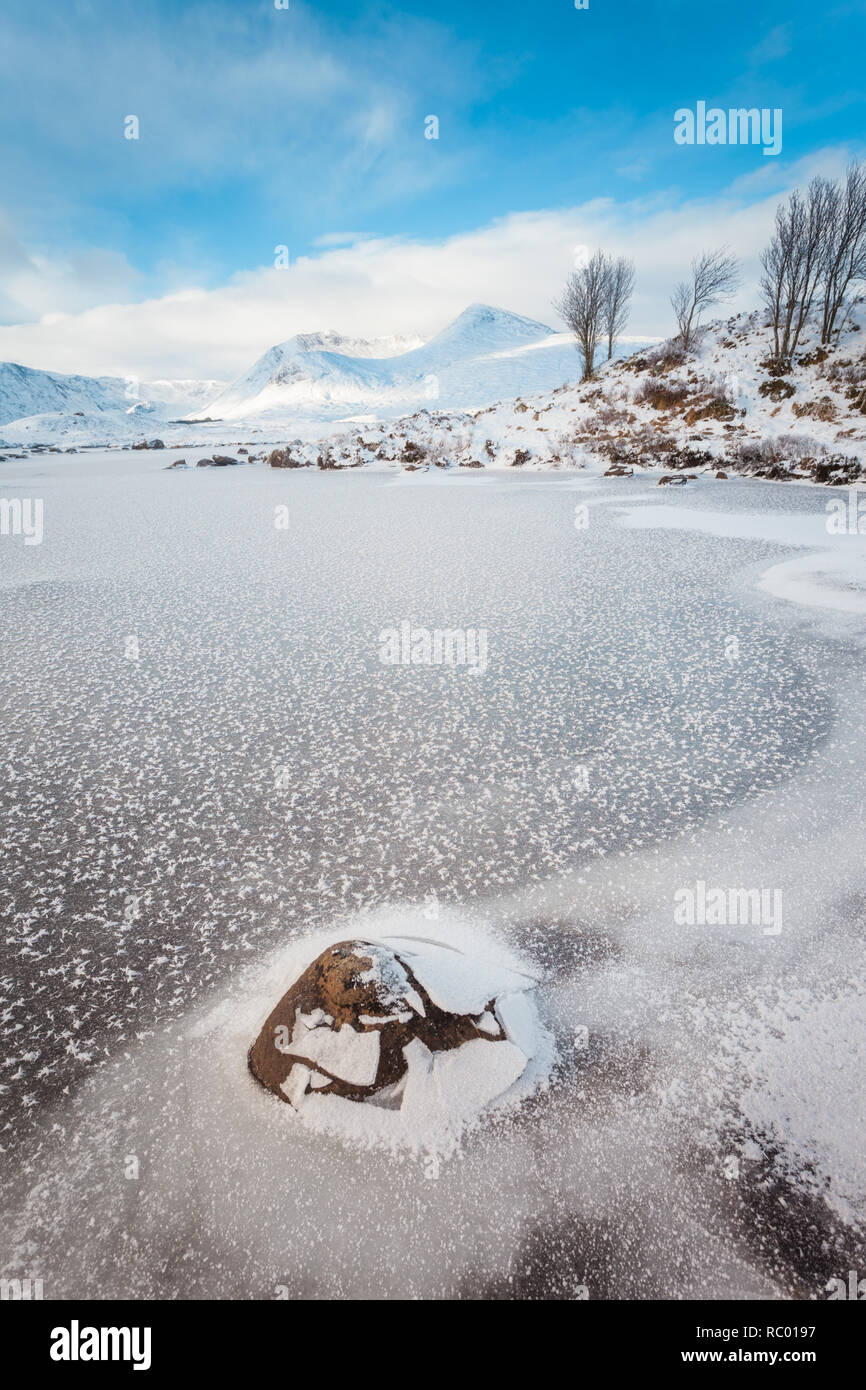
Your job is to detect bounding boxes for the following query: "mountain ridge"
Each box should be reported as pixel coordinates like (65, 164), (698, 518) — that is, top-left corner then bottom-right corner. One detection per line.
(0, 304), (650, 445)
(189, 304), (584, 423)
(0, 361), (225, 428)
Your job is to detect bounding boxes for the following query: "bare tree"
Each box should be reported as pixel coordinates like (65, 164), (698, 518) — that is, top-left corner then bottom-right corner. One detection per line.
(671, 248), (740, 352)
(760, 177), (835, 368)
(760, 205), (796, 366)
(554, 250), (608, 380)
(820, 162), (866, 345)
(601, 256), (636, 360)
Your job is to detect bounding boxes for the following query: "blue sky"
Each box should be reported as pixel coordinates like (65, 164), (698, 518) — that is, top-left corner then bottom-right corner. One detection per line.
(0, 0), (864, 376)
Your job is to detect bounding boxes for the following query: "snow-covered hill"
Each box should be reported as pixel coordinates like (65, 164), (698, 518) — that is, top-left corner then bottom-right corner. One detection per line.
(197, 329), (426, 420)
(0, 362), (131, 424)
(269, 304), (866, 485)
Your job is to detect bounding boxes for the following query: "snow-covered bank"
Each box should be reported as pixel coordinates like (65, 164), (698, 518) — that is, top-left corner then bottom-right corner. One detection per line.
(264, 304), (866, 485)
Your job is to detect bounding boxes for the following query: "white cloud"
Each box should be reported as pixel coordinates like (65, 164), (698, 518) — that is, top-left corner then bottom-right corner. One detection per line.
(0, 147), (856, 382)
(0, 209), (142, 325)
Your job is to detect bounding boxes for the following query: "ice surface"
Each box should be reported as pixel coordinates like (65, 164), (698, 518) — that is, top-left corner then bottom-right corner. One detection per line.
(616, 495), (866, 616)
(280, 1063), (313, 1109)
(1, 457), (864, 1299)
(398, 1035), (529, 1135)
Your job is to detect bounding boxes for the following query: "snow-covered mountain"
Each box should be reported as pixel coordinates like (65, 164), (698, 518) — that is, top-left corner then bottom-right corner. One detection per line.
(0, 304), (648, 446)
(190, 305), (621, 422)
(283, 330), (425, 359)
(0, 362), (226, 430)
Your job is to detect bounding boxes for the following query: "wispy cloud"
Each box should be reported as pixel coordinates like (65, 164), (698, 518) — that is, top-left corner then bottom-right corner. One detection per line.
(0, 1), (477, 254)
(748, 24), (793, 66)
(0, 211), (141, 324)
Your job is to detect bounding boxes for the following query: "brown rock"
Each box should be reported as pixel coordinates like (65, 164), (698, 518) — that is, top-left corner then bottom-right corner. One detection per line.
(248, 939), (505, 1106)
(268, 447), (305, 469)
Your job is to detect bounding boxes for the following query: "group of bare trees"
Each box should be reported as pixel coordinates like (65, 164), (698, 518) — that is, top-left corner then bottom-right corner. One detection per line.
(554, 251), (635, 380)
(761, 162), (866, 368)
(556, 243), (736, 378)
(555, 159), (866, 380)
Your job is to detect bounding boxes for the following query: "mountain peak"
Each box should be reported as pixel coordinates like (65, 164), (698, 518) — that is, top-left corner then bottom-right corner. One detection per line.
(424, 303), (555, 351)
(455, 302), (530, 321)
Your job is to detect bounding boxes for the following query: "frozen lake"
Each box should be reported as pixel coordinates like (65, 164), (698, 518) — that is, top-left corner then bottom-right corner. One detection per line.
(1, 451), (865, 1298)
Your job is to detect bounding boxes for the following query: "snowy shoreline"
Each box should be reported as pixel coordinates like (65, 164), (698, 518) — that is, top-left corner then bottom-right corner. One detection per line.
(3, 304), (864, 494)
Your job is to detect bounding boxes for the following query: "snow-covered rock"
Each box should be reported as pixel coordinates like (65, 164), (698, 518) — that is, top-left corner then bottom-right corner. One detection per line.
(248, 936), (535, 1112)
